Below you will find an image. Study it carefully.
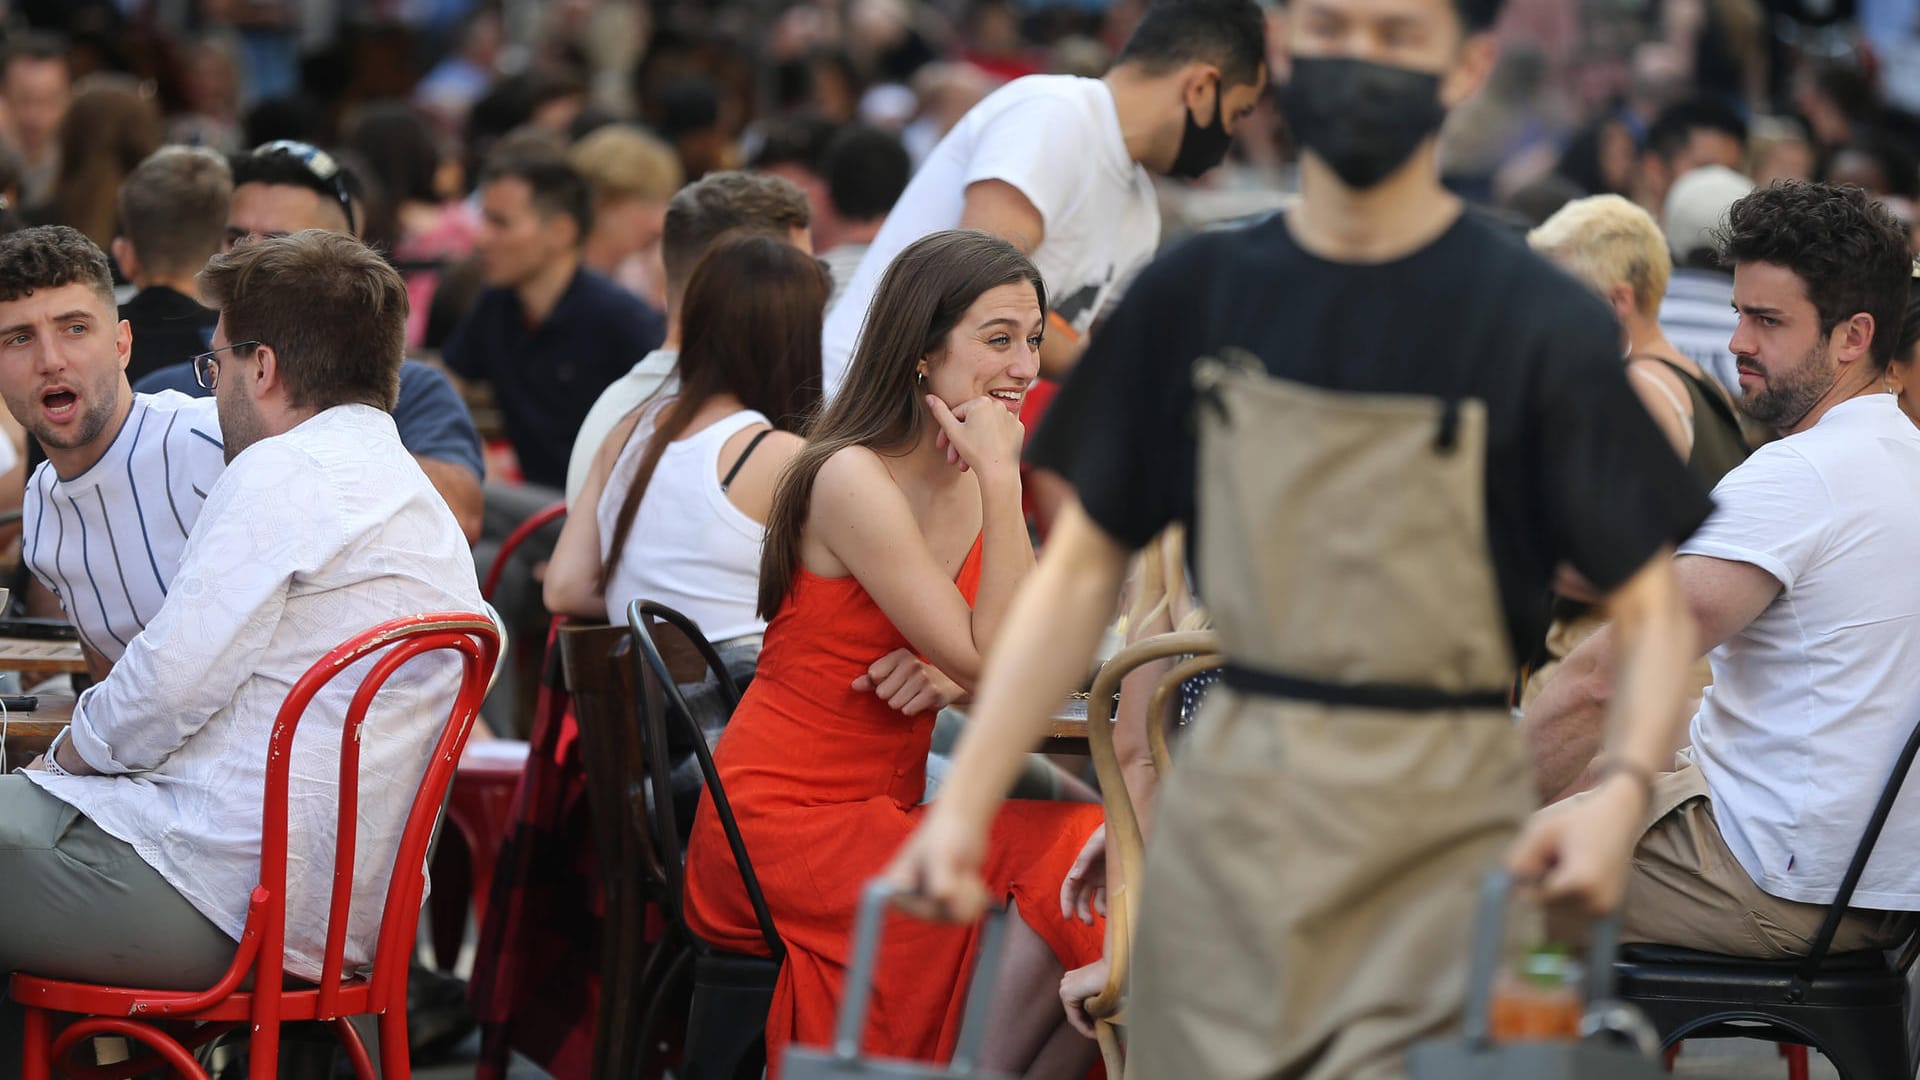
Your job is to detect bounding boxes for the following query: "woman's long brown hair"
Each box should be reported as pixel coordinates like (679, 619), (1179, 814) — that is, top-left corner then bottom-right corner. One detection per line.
(598, 232), (829, 592)
(757, 229), (1044, 619)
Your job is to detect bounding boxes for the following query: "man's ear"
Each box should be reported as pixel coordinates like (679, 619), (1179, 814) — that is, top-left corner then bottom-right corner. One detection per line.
(110, 237), (139, 283)
(1183, 62), (1224, 120)
(1833, 312), (1876, 368)
(250, 343), (282, 399)
(1440, 31), (1499, 110)
(549, 211), (583, 251)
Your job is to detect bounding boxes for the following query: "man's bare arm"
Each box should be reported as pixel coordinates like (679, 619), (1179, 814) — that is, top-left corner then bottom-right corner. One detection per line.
(1524, 552), (1783, 799)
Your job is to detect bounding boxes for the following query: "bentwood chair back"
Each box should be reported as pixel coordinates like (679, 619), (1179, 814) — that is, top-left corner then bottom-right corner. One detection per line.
(1082, 630), (1221, 1076)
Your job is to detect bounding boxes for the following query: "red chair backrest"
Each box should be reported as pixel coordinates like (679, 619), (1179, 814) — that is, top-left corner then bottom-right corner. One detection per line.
(482, 502), (567, 601)
(248, 612), (500, 1023)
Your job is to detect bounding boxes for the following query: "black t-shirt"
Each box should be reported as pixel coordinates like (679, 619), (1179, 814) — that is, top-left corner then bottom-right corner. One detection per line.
(1028, 209), (1714, 658)
(120, 285), (219, 387)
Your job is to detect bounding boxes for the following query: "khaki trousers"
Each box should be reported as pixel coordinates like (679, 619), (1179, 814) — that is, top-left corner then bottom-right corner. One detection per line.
(1620, 761), (1913, 957)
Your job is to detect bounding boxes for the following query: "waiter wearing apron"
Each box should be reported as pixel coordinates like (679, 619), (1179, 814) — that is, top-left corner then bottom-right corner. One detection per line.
(887, 0), (1714, 1075)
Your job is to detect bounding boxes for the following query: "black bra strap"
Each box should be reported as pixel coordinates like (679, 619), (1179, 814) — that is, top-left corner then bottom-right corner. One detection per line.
(720, 427), (774, 493)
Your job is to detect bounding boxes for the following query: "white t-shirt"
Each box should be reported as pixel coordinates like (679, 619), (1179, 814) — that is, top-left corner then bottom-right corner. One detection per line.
(1684, 393), (1920, 909)
(22, 391), (227, 663)
(820, 75), (1160, 398)
(565, 348), (678, 506)
(596, 406), (770, 643)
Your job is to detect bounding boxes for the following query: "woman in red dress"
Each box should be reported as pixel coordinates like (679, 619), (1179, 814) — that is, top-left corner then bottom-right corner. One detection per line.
(683, 229), (1104, 1078)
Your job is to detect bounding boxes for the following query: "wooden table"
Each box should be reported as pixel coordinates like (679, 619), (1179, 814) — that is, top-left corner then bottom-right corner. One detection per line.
(0, 636), (88, 676)
(0, 695), (75, 766)
(1039, 696), (1096, 756)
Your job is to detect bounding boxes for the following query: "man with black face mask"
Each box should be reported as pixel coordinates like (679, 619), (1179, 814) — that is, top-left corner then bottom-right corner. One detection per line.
(818, 0), (1267, 398)
(887, 0), (1713, 1075)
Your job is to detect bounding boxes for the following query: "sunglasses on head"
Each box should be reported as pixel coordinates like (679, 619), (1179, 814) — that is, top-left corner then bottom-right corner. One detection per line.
(251, 140), (356, 237)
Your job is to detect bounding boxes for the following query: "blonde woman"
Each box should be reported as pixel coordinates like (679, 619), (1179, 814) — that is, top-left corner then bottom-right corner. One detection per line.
(1522, 195), (1746, 728)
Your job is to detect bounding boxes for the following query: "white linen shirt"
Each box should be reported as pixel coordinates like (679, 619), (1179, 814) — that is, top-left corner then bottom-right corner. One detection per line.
(1684, 393), (1920, 910)
(27, 404), (486, 980)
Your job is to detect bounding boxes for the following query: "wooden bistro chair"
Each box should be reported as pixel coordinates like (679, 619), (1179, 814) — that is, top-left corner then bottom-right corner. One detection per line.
(9, 612), (500, 1080)
(1082, 629), (1222, 1078)
(1615, 698), (1920, 1080)
(556, 620), (682, 1080)
(627, 599), (782, 1080)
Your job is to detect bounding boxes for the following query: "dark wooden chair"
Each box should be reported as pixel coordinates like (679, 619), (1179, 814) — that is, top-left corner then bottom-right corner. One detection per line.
(627, 600), (782, 1080)
(558, 622), (693, 1080)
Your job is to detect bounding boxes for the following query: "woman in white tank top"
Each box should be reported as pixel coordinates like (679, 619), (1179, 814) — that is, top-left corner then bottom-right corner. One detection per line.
(545, 234), (830, 693)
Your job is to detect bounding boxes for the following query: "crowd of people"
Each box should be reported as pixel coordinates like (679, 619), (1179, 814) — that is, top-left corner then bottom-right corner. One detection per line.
(0, 0), (1915, 1077)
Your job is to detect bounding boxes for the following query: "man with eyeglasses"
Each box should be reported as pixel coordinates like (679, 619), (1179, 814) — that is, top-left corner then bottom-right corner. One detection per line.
(132, 140), (486, 543)
(0, 228), (484, 1066)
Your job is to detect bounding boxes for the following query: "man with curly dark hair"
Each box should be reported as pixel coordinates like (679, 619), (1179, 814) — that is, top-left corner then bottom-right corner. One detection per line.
(1528, 181), (1920, 958)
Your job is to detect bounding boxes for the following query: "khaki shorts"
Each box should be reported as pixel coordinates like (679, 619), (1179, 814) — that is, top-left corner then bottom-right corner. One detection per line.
(1620, 760), (1913, 957)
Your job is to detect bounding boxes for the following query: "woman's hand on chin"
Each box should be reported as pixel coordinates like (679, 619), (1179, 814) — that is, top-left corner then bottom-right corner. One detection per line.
(853, 647), (965, 715)
(929, 394), (1024, 486)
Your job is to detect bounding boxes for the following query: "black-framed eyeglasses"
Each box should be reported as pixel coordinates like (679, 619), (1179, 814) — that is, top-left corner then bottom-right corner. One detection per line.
(251, 140), (356, 236)
(192, 341), (262, 391)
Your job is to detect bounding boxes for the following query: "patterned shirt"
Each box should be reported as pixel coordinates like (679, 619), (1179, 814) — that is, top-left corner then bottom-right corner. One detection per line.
(27, 404), (485, 979)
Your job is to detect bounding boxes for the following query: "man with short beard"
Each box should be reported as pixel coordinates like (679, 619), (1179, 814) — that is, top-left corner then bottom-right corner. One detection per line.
(1526, 181), (1920, 958)
(0, 225), (225, 677)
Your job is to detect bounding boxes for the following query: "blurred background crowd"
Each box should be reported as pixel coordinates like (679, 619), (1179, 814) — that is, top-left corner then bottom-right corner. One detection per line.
(0, 0), (1914, 358)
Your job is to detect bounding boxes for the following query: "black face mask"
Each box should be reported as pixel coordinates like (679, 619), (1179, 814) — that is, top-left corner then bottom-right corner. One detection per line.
(1167, 81), (1233, 179)
(1280, 56), (1446, 190)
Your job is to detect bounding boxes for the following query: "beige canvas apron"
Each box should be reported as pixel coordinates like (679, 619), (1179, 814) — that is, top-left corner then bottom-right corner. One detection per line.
(1126, 355), (1536, 1080)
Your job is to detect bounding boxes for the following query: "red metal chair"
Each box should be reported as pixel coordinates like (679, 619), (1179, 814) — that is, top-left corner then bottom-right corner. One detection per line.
(8, 612), (501, 1080)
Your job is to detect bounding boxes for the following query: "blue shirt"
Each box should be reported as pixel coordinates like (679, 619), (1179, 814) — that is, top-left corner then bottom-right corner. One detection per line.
(134, 360), (486, 481)
(441, 267), (665, 490)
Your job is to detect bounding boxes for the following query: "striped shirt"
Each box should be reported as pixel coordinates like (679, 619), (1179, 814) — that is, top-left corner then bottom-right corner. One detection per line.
(1659, 269), (1743, 401)
(22, 391), (226, 663)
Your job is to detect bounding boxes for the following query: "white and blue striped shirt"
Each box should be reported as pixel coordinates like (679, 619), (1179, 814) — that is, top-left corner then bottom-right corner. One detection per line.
(22, 391), (226, 663)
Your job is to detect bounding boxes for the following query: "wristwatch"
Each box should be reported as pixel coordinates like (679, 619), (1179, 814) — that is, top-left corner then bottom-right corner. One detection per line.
(42, 730), (71, 777)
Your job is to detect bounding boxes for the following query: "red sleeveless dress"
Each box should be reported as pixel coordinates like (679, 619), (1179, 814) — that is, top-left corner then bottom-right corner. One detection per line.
(683, 536), (1105, 1075)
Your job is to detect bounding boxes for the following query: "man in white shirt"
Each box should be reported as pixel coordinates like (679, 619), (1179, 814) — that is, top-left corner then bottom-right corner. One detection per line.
(0, 230), (483, 1013)
(563, 170), (812, 505)
(1526, 181), (1920, 957)
(819, 0), (1269, 397)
